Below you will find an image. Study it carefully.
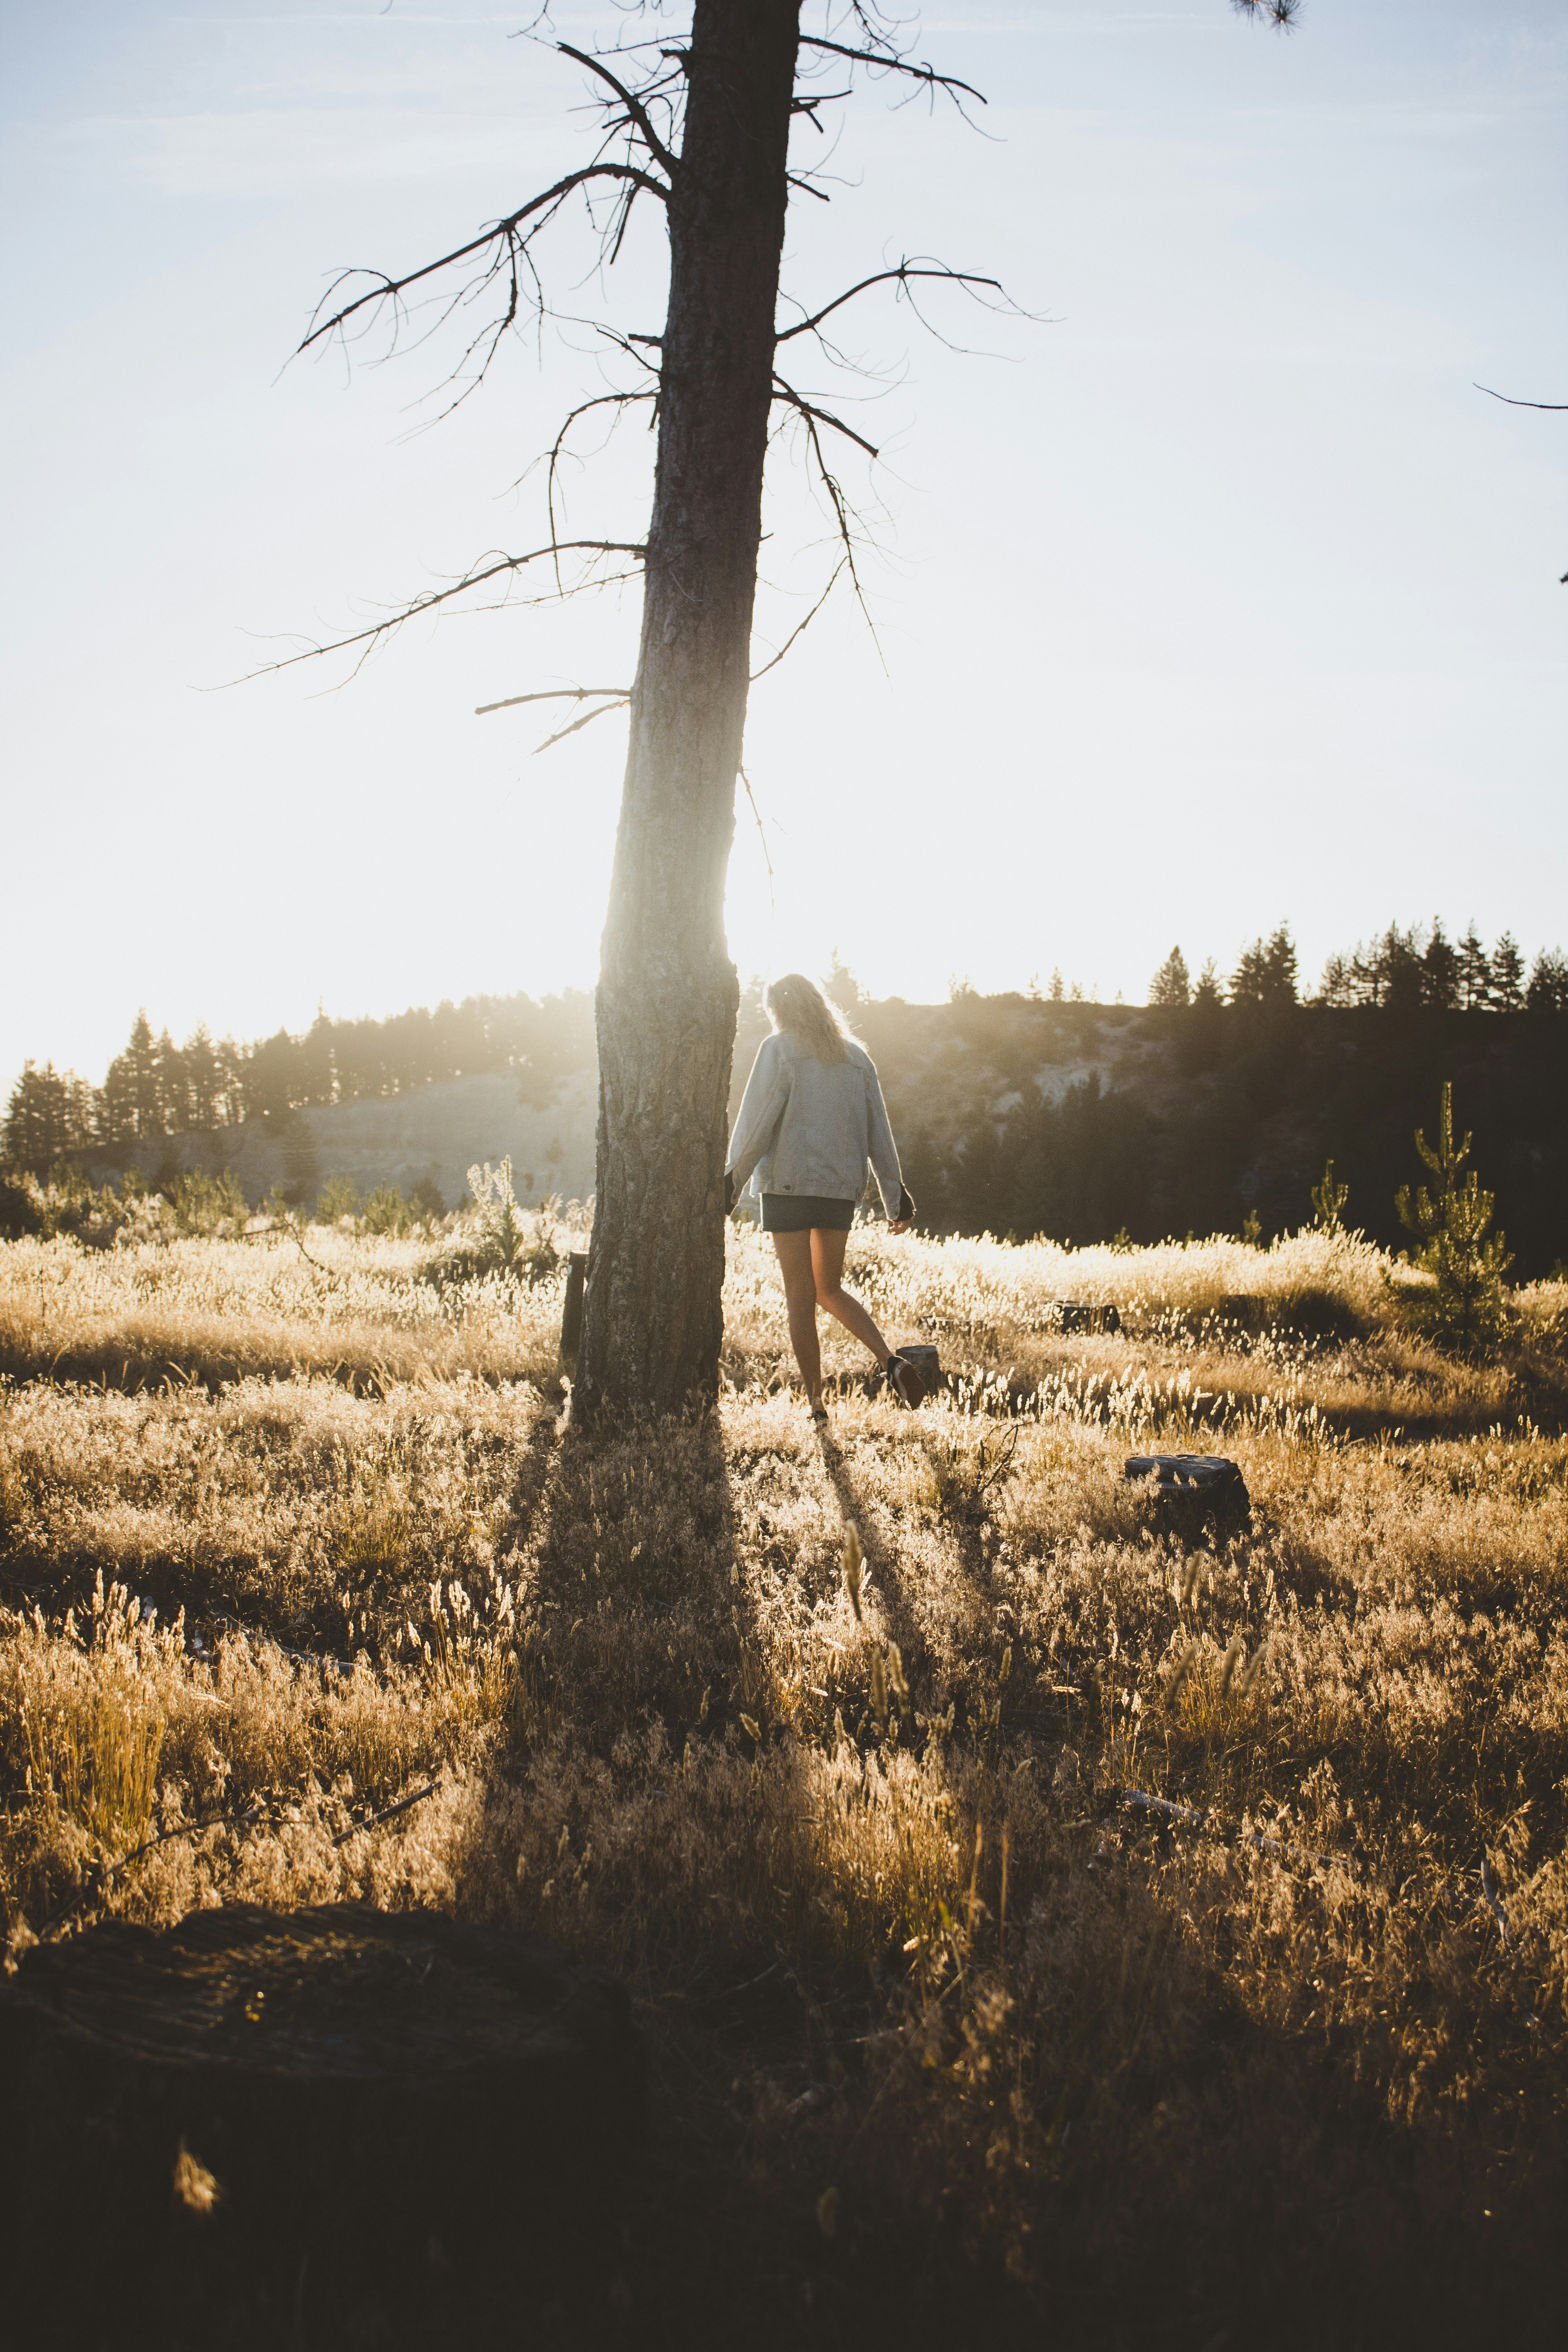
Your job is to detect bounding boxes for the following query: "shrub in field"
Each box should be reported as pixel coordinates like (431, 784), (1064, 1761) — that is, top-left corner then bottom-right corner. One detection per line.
(445, 1159), (563, 1284)
(0, 1166), (163, 1249)
(0, 1173), (45, 1239)
(466, 1157), (529, 1270)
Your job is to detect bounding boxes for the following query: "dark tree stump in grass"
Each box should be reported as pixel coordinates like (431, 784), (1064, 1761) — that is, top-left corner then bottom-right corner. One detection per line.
(1042, 1299), (1122, 1335)
(0, 1903), (644, 2334)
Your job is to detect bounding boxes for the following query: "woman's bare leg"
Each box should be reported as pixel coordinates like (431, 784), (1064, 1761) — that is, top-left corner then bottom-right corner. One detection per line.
(771, 1230), (824, 1406)
(811, 1228), (893, 1369)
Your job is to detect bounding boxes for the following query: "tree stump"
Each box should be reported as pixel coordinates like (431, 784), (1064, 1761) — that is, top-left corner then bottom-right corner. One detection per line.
(1042, 1299), (1122, 1335)
(0, 1902), (644, 2331)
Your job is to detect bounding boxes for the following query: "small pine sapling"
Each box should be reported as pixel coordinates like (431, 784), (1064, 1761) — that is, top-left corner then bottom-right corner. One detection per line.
(408, 1177), (446, 1228)
(169, 1167), (250, 1238)
(1395, 1082), (1512, 1348)
(359, 1181), (412, 1238)
(315, 1172), (361, 1226)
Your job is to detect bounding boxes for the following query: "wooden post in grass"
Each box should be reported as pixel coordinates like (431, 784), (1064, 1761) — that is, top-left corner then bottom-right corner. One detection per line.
(559, 1250), (588, 1375)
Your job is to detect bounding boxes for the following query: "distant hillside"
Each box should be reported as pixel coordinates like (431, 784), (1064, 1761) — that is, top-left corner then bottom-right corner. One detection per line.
(9, 981), (1567, 1277)
(66, 1070), (598, 1221)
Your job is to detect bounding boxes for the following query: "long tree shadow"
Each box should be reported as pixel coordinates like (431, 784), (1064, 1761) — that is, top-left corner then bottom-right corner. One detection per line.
(436, 1401), (856, 2306)
(811, 1411), (1012, 1730)
(431, 1401), (1049, 2349)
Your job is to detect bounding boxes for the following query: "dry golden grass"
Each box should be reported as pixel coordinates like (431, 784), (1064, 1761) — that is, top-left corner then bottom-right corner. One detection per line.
(2, 1219), (1566, 2342)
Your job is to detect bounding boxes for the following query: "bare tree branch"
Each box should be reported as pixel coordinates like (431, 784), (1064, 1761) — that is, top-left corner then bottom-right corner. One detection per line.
(475, 686), (631, 717)
(233, 543), (645, 684)
(775, 262), (1004, 346)
(792, 85), (853, 124)
(531, 697), (634, 755)
(771, 374), (880, 460)
(789, 405), (884, 669)
(262, 12), (1021, 712)
(558, 41), (682, 180)
(1475, 384), (1568, 412)
(798, 37), (986, 110)
(539, 389), (657, 568)
(737, 763), (776, 909)
(749, 556), (848, 683)
(294, 165), (669, 361)
(473, 682), (634, 751)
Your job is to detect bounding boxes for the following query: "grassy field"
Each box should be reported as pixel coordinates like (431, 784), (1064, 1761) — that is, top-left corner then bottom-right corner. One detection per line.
(2, 1215), (1567, 2345)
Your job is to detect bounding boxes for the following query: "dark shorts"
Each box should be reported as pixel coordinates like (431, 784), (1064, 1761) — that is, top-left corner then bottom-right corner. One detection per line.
(760, 1193), (857, 1235)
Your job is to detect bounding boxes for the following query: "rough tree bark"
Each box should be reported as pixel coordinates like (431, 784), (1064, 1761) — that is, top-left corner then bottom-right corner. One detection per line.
(573, 3), (802, 1421)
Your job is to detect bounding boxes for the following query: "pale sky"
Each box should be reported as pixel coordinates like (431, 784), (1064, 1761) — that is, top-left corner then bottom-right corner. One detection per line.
(3, 1), (1563, 1091)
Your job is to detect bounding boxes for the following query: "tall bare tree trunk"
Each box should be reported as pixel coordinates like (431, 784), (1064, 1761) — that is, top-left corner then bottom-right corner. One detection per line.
(573, 0), (801, 1420)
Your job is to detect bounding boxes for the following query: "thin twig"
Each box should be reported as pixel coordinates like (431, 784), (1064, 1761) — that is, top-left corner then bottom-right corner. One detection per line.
(975, 1426), (1019, 1496)
(737, 764), (775, 909)
(540, 388), (656, 572)
(332, 1780), (441, 1847)
(798, 38), (986, 110)
(771, 373), (879, 458)
(34, 1802), (265, 1940)
(295, 166), (669, 359)
(1117, 1788), (1347, 1869)
(557, 41), (681, 180)
(241, 1218), (345, 1284)
(702, 1960), (780, 2004)
(776, 262), (1004, 346)
(1475, 384), (1568, 412)
(531, 699), (632, 755)
(230, 542), (645, 684)
(749, 557), (847, 684)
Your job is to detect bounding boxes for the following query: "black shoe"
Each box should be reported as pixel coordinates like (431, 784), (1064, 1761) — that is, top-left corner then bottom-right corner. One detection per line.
(887, 1349), (927, 1408)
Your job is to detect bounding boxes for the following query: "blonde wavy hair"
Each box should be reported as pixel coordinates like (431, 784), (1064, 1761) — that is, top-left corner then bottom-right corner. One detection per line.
(764, 971), (854, 1064)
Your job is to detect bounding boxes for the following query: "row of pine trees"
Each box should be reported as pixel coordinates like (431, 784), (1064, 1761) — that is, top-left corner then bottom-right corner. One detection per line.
(2, 993), (595, 1172)
(1147, 921), (1568, 1016)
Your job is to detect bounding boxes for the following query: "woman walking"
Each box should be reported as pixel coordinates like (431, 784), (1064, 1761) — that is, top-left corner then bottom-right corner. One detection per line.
(725, 973), (926, 1420)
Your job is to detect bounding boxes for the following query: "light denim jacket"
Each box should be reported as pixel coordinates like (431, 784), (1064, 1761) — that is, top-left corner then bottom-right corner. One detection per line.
(726, 1032), (904, 1216)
